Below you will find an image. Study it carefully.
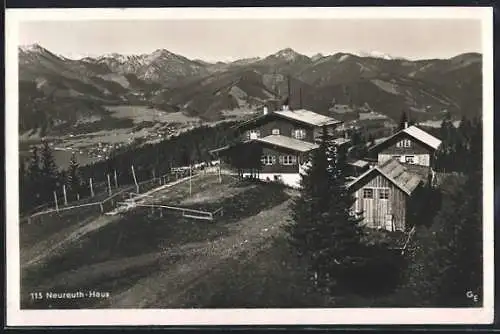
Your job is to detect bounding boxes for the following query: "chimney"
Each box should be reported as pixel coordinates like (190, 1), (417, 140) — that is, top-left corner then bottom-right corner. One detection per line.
(263, 106), (268, 115)
(282, 105), (289, 111)
(404, 121), (408, 129)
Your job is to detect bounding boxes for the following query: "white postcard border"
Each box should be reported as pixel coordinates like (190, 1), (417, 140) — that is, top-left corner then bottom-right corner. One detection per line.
(5, 6), (494, 326)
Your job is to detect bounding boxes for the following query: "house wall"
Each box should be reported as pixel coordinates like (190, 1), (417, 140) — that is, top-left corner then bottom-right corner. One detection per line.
(240, 116), (316, 143)
(351, 173), (407, 231)
(378, 153), (431, 167)
(374, 133), (434, 167)
(260, 146), (303, 174)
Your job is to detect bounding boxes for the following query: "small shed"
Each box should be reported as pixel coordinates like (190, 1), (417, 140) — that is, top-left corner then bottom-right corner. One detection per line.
(347, 159), (423, 231)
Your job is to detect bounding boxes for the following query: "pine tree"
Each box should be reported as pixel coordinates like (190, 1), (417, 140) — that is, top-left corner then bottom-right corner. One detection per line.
(40, 140), (60, 202)
(26, 146), (42, 207)
(67, 153), (82, 201)
(286, 126), (363, 291)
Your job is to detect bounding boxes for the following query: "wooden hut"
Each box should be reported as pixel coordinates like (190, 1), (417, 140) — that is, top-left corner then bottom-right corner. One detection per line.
(347, 158), (424, 231)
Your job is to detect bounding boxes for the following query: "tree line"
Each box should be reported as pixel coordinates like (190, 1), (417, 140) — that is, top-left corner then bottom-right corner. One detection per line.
(432, 114), (482, 173)
(19, 141), (85, 212)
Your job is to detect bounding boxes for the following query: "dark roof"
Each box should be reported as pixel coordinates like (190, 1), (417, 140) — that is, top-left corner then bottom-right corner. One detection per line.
(347, 159), (423, 195)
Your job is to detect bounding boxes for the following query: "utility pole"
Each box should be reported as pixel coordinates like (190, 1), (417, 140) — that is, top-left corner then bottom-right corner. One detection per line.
(89, 178), (94, 197)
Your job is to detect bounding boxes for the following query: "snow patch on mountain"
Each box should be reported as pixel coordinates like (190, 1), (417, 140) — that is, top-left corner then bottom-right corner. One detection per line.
(355, 50), (395, 60)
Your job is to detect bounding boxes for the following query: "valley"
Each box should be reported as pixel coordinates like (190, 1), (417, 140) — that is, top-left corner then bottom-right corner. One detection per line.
(18, 44), (482, 169)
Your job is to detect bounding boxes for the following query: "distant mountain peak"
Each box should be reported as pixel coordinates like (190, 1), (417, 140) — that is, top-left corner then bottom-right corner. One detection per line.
(19, 43), (47, 53)
(311, 53), (324, 61)
(271, 47), (306, 61)
(151, 48), (175, 57)
(355, 50), (395, 60)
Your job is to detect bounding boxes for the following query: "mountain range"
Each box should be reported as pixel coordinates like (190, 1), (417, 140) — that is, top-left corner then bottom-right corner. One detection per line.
(18, 44), (482, 136)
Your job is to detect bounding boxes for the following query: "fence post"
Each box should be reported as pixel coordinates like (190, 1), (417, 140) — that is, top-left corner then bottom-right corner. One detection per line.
(100, 203), (104, 213)
(90, 178), (95, 197)
(189, 165), (192, 197)
(53, 191), (59, 212)
(114, 170), (118, 189)
(107, 174), (112, 196)
(63, 184), (68, 206)
(77, 193), (80, 201)
(131, 165), (139, 194)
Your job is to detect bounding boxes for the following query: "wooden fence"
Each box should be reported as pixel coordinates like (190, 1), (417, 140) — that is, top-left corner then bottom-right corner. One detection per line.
(116, 202), (224, 221)
(22, 165), (226, 224)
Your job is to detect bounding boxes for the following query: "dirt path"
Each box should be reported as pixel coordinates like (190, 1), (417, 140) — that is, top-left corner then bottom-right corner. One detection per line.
(101, 198), (293, 308)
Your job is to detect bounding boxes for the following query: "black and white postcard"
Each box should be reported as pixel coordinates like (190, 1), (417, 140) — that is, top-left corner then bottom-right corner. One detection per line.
(5, 7), (494, 326)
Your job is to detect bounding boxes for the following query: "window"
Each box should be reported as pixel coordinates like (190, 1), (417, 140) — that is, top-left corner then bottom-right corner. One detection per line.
(396, 139), (412, 148)
(249, 130), (261, 139)
(363, 188), (374, 199)
(379, 188), (390, 200)
(293, 129), (307, 140)
(261, 155), (276, 165)
(280, 155), (297, 165)
(272, 128), (280, 135)
(405, 155), (415, 164)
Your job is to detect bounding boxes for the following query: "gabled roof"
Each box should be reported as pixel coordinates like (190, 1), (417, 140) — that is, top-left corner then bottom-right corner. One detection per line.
(402, 126), (442, 150)
(274, 109), (341, 127)
(347, 159), (423, 195)
(369, 125), (442, 152)
(233, 109), (341, 130)
(256, 135), (319, 152)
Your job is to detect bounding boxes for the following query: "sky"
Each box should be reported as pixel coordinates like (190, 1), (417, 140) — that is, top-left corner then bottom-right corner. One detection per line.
(18, 19), (482, 62)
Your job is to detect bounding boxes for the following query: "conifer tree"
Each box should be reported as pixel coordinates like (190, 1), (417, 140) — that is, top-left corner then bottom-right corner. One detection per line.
(26, 146), (42, 207)
(40, 140), (60, 202)
(67, 153), (82, 200)
(286, 126), (363, 290)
